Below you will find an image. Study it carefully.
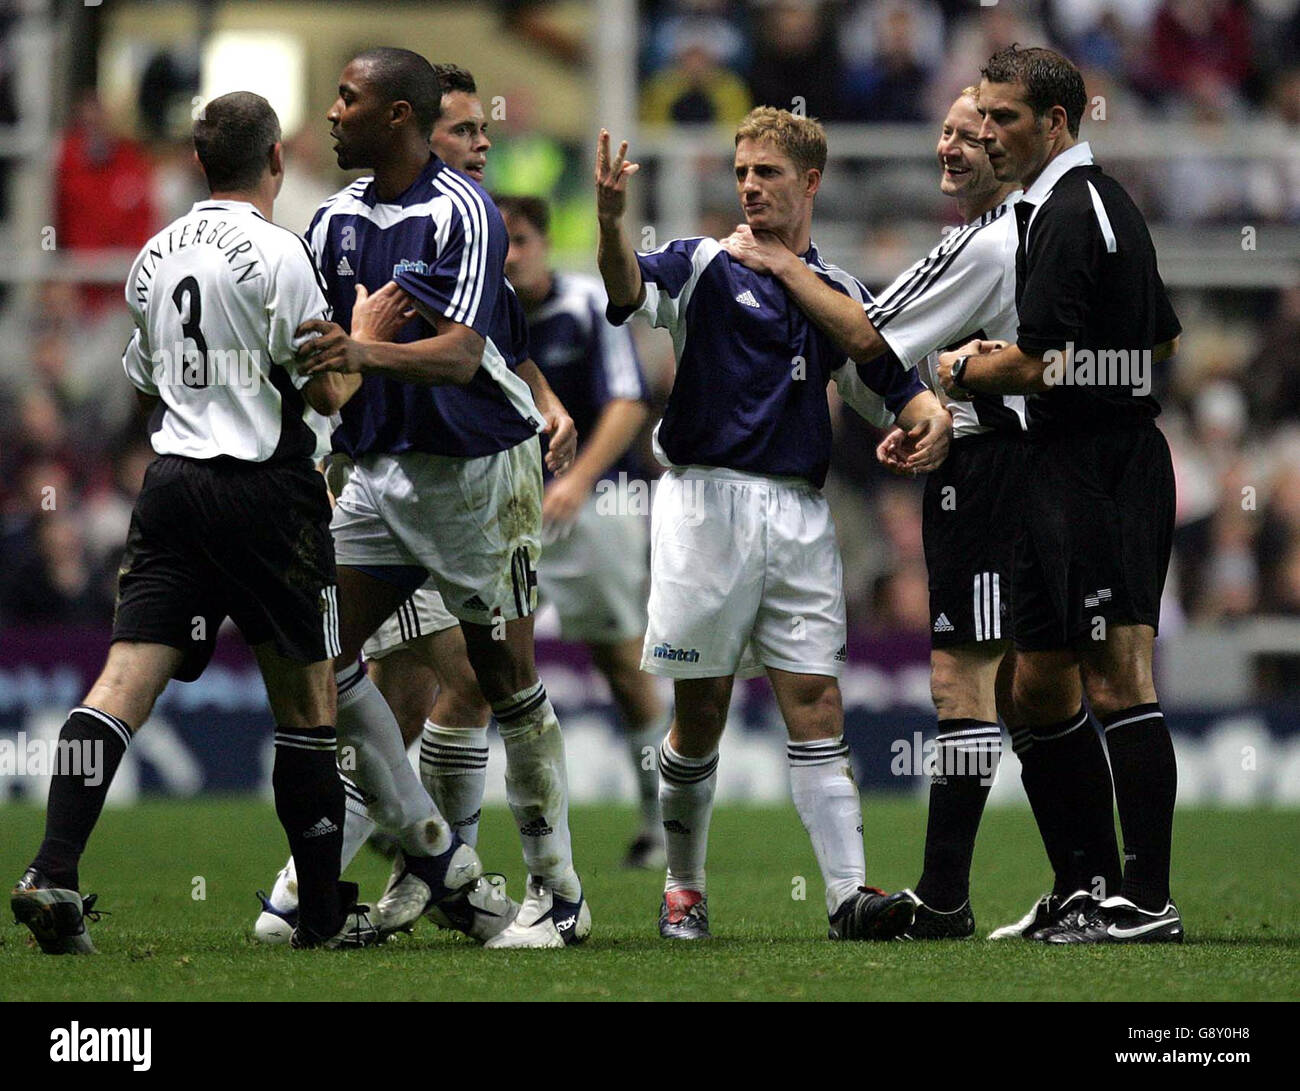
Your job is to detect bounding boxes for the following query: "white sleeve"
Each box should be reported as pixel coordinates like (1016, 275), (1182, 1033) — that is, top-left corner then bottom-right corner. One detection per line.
(121, 321), (159, 396)
(267, 238), (333, 390)
(830, 362), (895, 429)
(865, 227), (1006, 370)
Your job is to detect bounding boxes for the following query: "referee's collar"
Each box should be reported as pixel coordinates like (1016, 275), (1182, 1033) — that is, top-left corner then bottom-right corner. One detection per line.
(1021, 141), (1094, 206)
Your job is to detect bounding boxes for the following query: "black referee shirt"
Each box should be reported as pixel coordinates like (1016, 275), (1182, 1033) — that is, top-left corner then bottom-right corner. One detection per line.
(1014, 141), (1180, 432)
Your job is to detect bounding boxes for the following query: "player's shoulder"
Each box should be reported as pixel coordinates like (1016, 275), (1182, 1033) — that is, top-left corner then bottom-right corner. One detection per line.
(309, 178), (372, 229)
(643, 235), (720, 261)
(805, 245), (869, 303)
(952, 195), (1021, 260)
(427, 162), (504, 229)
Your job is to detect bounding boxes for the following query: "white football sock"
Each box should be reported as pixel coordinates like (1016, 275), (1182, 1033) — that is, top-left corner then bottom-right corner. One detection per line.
(335, 662), (451, 856)
(626, 722), (665, 837)
(419, 722), (489, 848)
(494, 681), (579, 899)
(339, 773), (376, 869)
(788, 737), (866, 914)
(658, 737), (718, 894)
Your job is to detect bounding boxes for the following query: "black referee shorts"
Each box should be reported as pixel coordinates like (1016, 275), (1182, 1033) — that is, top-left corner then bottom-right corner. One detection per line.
(923, 431), (1023, 649)
(113, 455), (340, 682)
(1013, 422), (1175, 652)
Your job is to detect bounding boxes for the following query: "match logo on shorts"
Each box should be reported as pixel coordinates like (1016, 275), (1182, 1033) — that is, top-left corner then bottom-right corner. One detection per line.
(652, 642), (700, 663)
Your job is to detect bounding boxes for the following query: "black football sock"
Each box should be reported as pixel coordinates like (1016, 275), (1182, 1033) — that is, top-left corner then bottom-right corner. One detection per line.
(1100, 702), (1176, 911)
(1011, 724), (1073, 897)
(1028, 707), (1123, 897)
(915, 719), (1002, 911)
(273, 726), (345, 939)
(31, 707), (132, 890)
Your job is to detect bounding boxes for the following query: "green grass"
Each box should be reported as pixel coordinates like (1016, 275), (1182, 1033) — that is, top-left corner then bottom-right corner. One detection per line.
(1, 798), (1297, 1001)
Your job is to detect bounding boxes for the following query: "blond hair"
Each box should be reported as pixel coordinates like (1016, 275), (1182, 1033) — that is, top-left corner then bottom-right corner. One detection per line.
(734, 106), (827, 175)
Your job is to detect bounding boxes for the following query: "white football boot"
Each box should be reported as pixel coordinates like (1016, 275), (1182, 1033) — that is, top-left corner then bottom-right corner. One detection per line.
(254, 860), (298, 945)
(483, 875), (591, 949)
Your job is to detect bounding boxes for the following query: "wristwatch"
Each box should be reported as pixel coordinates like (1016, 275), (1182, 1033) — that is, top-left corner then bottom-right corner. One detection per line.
(949, 354), (971, 392)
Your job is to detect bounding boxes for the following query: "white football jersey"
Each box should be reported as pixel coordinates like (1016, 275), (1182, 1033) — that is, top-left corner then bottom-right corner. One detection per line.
(865, 192), (1026, 439)
(122, 199), (333, 462)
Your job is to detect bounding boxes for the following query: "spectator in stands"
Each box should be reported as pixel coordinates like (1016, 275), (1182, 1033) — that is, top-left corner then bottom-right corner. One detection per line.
(1244, 283), (1300, 424)
(747, 0), (846, 120)
(1145, 0), (1253, 103)
(643, 0), (750, 76)
(55, 91), (156, 312)
(640, 30), (751, 124)
(839, 0), (937, 121)
(0, 510), (112, 627)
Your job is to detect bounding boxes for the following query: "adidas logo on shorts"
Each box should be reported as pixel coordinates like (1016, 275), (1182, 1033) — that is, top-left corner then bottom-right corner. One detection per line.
(834, 644), (847, 662)
(1084, 588), (1113, 608)
(336, 256), (354, 276)
(303, 816), (339, 839)
(735, 289), (761, 309)
(933, 613), (955, 633)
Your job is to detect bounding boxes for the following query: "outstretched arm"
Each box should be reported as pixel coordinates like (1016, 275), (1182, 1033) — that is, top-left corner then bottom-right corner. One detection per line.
(595, 129), (645, 310)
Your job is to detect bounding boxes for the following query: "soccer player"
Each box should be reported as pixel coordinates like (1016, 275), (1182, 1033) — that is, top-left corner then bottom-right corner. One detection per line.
(496, 193), (666, 869)
(938, 46), (1183, 943)
(720, 89), (1035, 938)
(253, 62), (576, 945)
(10, 92), (378, 952)
(297, 47), (590, 949)
(595, 109), (952, 940)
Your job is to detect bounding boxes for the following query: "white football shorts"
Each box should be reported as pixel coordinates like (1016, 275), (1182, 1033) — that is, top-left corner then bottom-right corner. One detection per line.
(539, 482), (649, 645)
(362, 581), (459, 660)
(642, 466), (847, 680)
(331, 439), (542, 627)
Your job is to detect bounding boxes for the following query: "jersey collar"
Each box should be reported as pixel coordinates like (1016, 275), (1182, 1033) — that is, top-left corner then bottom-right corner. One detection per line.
(1021, 140), (1094, 206)
(191, 198), (261, 216)
(366, 155), (442, 207)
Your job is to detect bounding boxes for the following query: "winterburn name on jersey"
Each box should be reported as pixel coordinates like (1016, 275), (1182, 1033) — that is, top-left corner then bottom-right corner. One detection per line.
(132, 218), (261, 306)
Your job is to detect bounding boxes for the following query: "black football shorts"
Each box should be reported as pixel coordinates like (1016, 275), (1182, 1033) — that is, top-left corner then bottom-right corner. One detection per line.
(113, 454), (339, 681)
(1013, 421), (1175, 652)
(922, 431), (1023, 649)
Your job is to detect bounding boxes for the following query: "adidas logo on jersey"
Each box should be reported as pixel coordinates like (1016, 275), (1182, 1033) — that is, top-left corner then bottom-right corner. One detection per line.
(336, 256), (354, 276)
(1084, 588), (1113, 609)
(735, 289), (761, 309)
(303, 816), (339, 839)
(933, 613), (955, 633)
(463, 594), (489, 611)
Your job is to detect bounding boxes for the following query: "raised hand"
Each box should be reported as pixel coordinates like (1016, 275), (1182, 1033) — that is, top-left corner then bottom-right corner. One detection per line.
(595, 129), (640, 222)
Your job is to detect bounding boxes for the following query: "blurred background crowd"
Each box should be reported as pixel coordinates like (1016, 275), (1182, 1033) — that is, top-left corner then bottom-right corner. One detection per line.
(1, 0), (1298, 667)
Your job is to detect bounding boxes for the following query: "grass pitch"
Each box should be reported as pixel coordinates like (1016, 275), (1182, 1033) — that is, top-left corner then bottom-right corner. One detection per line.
(1, 798), (1296, 1002)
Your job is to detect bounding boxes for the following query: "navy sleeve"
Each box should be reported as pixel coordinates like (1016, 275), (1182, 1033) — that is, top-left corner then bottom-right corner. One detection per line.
(397, 192), (505, 337)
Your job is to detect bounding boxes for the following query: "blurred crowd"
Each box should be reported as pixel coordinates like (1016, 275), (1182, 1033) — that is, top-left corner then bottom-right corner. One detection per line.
(2, 0), (1300, 639)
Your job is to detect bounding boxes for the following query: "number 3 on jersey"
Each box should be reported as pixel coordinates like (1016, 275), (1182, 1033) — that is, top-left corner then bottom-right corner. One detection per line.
(172, 275), (209, 387)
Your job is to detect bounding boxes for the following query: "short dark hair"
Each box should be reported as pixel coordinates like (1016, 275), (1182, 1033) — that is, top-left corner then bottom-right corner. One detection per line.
(192, 92), (280, 192)
(980, 44), (1087, 138)
(434, 63), (477, 96)
(350, 47), (442, 137)
(493, 194), (549, 236)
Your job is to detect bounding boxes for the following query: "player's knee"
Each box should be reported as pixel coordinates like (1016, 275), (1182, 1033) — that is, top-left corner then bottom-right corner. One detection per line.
(930, 660), (975, 720)
(1084, 670), (1154, 718)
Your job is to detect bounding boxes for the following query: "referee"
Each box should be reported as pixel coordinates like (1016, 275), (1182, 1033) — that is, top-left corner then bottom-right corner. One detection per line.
(10, 93), (375, 952)
(940, 46), (1183, 944)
